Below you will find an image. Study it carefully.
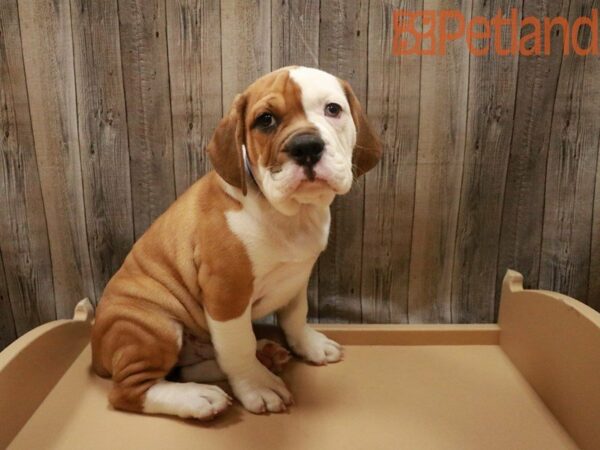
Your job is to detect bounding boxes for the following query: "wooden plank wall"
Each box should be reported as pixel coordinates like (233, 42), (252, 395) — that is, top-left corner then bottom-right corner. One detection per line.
(1, 0), (599, 348)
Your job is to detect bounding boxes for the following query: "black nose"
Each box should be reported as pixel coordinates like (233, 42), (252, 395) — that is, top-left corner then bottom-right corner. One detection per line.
(286, 133), (324, 167)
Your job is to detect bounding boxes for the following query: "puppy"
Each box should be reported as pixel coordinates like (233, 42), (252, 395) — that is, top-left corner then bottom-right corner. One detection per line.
(91, 66), (382, 420)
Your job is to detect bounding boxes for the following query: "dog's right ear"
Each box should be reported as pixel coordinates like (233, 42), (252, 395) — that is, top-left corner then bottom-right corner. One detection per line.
(206, 94), (248, 195)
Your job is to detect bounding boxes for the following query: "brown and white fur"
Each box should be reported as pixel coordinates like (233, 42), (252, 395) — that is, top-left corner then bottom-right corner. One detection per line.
(91, 66), (382, 420)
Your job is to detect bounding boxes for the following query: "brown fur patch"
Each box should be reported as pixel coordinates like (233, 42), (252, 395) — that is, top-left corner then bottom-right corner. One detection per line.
(195, 174), (254, 321)
(91, 68), (364, 414)
(339, 79), (383, 176)
(244, 69), (317, 169)
(91, 172), (254, 410)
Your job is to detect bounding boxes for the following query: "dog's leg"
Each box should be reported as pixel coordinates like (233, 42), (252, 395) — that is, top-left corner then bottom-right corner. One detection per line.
(206, 304), (293, 413)
(277, 283), (343, 365)
(93, 304), (231, 420)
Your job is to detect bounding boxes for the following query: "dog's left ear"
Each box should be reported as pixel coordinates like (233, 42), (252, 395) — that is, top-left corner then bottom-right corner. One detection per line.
(206, 94), (248, 195)
(340, 80), (383, 177)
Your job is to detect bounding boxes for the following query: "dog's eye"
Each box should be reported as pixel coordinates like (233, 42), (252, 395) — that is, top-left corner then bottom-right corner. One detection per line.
(325, 103), (342, 118)
(255, 112), (276, 130)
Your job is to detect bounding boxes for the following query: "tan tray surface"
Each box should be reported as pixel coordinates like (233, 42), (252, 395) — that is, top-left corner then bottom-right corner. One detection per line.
(1, 271), (599, 450)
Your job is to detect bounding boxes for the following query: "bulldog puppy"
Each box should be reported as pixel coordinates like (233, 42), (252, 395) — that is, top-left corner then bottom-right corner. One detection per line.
(91, 66), (382, 420)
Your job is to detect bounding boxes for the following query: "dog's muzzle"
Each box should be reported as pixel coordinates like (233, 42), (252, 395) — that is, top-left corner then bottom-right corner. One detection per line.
(285, 133), (325, 169)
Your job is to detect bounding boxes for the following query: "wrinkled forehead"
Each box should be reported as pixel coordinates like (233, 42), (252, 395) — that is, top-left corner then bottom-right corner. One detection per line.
(243, 69), (301, 117)
(243, 67), (348, 116)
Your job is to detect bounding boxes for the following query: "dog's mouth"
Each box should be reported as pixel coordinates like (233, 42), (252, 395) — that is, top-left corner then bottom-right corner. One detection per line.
(298, 178), (330, 190)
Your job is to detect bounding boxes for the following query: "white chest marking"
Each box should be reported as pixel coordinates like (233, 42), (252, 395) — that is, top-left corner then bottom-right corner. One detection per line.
(224, 188), (330, 319)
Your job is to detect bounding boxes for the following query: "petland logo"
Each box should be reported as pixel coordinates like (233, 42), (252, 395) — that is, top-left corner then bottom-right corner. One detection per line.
(393, 9), (599, 56)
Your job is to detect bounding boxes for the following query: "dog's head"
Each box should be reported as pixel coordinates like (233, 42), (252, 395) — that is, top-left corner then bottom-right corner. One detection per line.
(207, 67), (382, 215)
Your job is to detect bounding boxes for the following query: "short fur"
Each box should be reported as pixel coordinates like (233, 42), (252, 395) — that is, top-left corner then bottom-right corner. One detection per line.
(91, 67), (382, 419)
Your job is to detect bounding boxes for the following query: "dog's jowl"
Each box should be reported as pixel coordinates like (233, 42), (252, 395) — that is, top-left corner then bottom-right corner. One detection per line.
(91, 67), (382, 420)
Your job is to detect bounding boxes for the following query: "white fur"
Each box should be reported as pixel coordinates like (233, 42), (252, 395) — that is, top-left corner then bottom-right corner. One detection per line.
(205, 302), (293, 413)
(204, 68), (351, 414)
(254, 67), (356, 216)
(277, 281), (343, 365)
(144, 381), (231, 420)
(222, 179), (329, 320)
(290, 67), (356, 192)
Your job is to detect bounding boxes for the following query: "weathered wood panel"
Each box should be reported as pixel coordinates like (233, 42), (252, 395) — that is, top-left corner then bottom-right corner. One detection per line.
(271, 0), (321, 321)
(0, 0), (55, 336)
(588, 47), (600, 312)
(496, 0), (570, 314)
(588, 5), (600, 311)
(18, 0), (94, 319)
(71, 0), (134, 302)
(318, 0), (369, 323)
(0, 250), (16, 349)
(220, 0), (271, 108)
(451, 0), (522, 323)
(408, 0), (470, 323)
(1, 0), (600, 344)
(540, 0), (600, 303)
(271, 0), (320, 69)
(167, 0), (222, 195)
(362, 0), (420, 323)
(118, 0), (176, 238)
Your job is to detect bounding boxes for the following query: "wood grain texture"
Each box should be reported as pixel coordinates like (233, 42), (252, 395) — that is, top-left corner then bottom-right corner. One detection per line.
(71, 0), (134, 303)
(118, 0), (176, 238)
(271, 0), (320, 69)
(361, 0), (420, 323)
(0, 0), (55, 335)
(18, 0), (94, 319)
(540, 0), (600, 304)
(0, 243), (17, 350)
(2, 1), (600, 345)
(271, 0), (320, 321)
(408, 0), (470, 324)
(167, 0), (222, 195)
(496, 0), (570, 314)
(220, 0), (271, 108)
(451, 0), (521, 323)
(588, 47), (600, 312)
(318, 0), (369, 323)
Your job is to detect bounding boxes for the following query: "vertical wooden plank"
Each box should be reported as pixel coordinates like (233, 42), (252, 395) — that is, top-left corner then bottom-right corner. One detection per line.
(451, 1), (521, 323)
(271, 0), (320, 69)
(408, 0), (470, 324)
(0, 250), (17, 349)
(167, 0), (222, 195)
(70, 0), (135, 302)
(541, 0), (600, 304)
(589, 24), (600, 311)
(271, 0), (320, 321)
(19, 0), (94, 319)
(118, 0), (176, 238)
(361, 0), (420, 323)
(220, 0), (271, 108)
(590, 143), (600, 312)
(221, 0), (271, 323)
(318, 0), (369, 323)
(496, 0), (570, 313)
(589, 67), (600, 313)
(1, 0), (55, 336)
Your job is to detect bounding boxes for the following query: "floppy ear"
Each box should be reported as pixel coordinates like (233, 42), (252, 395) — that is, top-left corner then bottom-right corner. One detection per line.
(206, 94), (248, 195)
(340, 80), (383, 177)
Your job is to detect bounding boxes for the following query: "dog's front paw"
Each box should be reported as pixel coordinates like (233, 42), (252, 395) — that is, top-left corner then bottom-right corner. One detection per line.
(229, 364), (293, 414)
(289, 328), (343, 365)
